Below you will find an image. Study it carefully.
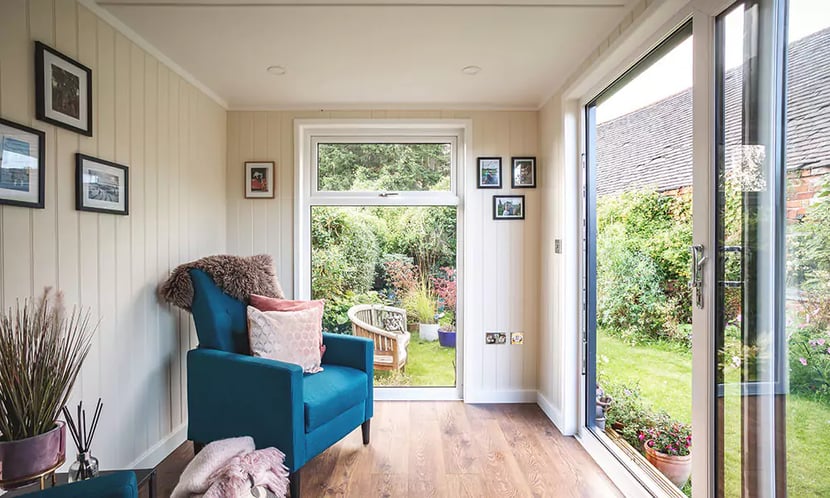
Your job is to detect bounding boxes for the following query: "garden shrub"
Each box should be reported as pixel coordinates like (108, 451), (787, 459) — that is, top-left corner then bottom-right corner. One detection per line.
(597, 223), (673, 343)
(311, 207), (382, 297)
(786, 181), (830, 399)
(321, 290), (384, 334)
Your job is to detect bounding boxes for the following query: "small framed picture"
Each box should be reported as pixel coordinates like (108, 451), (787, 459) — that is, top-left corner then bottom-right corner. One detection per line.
(35, 42), (93, 136)
(477, 157), (502, 189)
(493, 195), (525, 220)
(245, 161), (275, 198)
(76, 154), (128, 215)
(0, 118), (45, 209)
(511, 157), (536, 188)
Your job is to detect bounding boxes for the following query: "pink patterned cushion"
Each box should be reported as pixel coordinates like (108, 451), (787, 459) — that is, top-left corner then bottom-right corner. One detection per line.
(247, 306), (324, 374)
(249, 295), (326, 358)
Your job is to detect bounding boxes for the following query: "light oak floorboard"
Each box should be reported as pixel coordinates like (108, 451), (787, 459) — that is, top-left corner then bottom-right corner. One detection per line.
(154, 402), (621, 497)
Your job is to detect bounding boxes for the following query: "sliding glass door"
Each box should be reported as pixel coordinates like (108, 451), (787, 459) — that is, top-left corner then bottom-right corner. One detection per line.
(716, 0), (830, 496)
(584, 0), (830, 495)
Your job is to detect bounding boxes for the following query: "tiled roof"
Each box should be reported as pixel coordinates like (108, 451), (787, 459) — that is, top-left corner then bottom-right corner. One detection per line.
(596, 27), (830, 197)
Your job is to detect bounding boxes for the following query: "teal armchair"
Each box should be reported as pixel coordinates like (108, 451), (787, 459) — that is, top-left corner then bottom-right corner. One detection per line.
(186, 269), (373, 498)
(31, 471), (137, 498)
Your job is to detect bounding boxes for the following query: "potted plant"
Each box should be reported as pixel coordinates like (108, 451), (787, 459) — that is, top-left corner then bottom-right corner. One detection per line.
(438, 322), (456, 348)
(407, 283), (439, 342)
(432, 268), (457, 348)
(595, 386), (612, 431)
(640, 417), (692, 489)
(0, 288), (95, 489)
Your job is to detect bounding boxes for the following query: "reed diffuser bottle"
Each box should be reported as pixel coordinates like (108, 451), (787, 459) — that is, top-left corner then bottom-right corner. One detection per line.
(63, 399), (103, 483)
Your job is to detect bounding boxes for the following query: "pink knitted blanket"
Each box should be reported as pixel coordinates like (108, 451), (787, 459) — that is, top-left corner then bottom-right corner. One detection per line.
(204, 448), (290, 498)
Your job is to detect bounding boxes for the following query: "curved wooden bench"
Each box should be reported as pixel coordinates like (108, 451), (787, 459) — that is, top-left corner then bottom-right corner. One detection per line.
(348, 304), (410, 372)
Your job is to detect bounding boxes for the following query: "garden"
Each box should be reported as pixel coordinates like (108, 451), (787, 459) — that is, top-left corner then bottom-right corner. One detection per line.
(311, 141), (458, 387)
(594, 181), (830, 496)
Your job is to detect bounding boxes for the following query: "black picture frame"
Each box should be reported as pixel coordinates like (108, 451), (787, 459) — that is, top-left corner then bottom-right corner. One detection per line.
(35, 41), (93, 136)
(76, 154), (129, 215)
(0, 117), (45, 209)
(511, 156), (536, 188)
(493, 195), (525, 220)
(477, 157), (502, 189)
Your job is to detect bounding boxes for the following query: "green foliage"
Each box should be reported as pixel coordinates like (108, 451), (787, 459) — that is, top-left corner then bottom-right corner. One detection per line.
(311, 207), (382, 298)
(404, 282), (437, 324)
(383, 206), (456, 276)
(321, 291), (384, 334)
(317, 143), (451, 192)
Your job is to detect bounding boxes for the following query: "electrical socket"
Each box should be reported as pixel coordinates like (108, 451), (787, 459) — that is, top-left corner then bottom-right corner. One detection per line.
(485, 332), (507, 345)
(554, 239), (562, 254)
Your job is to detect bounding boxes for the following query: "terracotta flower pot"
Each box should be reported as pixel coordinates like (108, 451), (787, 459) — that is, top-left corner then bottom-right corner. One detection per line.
(0, 422), (66, 489)
(644, 443), (691, 489)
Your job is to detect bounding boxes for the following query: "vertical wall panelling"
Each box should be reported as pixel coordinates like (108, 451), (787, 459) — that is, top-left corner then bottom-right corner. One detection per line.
(226, 110), (540, 400)
(0, 0), (34, 309)
(0, 0), (227, 468)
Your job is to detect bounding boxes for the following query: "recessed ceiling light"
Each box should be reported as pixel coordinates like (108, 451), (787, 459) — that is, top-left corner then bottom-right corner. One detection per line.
(461, 65), (482, 76)
(266, 65), (287, 76)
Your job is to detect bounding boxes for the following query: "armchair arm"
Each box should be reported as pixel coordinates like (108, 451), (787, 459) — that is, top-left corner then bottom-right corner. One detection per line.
(322, 333), (373, 420)
(187, 348), (306, 470)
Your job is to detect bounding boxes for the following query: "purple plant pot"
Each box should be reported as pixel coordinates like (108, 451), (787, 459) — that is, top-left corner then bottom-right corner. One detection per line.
(438, 330), (456, 348)
(0, 421), (66, 489)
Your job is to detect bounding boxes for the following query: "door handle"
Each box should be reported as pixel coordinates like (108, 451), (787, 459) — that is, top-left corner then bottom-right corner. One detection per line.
(690, 245), (706, 309)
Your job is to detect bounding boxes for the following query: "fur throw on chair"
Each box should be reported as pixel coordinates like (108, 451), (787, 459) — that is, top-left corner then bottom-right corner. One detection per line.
(159, 254), (284, 311)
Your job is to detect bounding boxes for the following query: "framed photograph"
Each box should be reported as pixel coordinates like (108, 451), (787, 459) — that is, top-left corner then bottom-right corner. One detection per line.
(76, 154), (128, 215)
(511, 157), (536, 188)
(477, 157), (502, 188)
(245, 161), (275, 198)
(0, 118), (45, 209)
(493, 195), (525, 220)
(35, 41), (93, 136)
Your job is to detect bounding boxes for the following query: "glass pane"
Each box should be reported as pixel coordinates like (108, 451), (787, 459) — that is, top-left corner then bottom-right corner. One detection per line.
(316, 143), (452, 192)
(784, 0), (830, 496)
(310, 205), (457, 387)
(715, 1), (786, 495)
(587, 26), (694, 496)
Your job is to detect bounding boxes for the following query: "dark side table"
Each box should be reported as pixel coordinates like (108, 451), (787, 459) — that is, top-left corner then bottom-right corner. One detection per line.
(1, 469), (156, 497)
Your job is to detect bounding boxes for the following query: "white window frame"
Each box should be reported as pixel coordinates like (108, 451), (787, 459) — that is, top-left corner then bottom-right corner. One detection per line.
(295, 119), (469, 401)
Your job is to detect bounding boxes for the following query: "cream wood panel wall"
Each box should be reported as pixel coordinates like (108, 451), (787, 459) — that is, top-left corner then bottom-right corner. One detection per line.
(226, 110), (540, 397)
(0, 0), (227, 468)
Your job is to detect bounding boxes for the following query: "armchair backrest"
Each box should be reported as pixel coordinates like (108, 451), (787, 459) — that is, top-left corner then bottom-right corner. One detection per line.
(189, 269), (249, 354)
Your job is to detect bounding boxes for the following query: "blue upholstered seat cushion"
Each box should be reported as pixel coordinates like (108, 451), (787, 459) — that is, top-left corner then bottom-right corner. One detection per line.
(189, 269), (249, 353)
(303, 365), (368, 432)
(33, 471), (138, 498)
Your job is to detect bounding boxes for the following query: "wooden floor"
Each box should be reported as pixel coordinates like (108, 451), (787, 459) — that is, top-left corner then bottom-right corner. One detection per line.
(153, 402), (621, 498)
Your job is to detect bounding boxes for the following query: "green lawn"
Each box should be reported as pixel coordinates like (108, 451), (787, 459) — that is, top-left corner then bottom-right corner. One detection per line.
(373, 332), (456, 386)
(599, 330), (830, 497)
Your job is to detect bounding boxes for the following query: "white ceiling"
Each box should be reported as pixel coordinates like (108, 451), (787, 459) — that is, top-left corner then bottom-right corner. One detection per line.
(96, 0), (632, 110)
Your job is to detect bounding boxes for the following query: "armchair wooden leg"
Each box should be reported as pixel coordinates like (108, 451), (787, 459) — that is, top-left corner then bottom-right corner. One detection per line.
(289, 470), (301, 498)
(362, 419), (371, 445)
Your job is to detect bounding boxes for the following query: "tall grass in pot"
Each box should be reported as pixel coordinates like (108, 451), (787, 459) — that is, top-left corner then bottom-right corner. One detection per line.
(0, 288), (95, 488)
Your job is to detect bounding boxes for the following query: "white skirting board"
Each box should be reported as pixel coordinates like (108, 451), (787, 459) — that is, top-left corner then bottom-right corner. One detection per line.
(128, 423), (188, 470)
(463, 389), (538, 404)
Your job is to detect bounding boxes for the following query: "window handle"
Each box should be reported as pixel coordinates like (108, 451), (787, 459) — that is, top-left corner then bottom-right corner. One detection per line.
(379, 192), (399, 197)
(689, 244), (706, 309)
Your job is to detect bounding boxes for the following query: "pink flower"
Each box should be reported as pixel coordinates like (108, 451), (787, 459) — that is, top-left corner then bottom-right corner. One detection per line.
(818, 338), (826, 346)
(799, 357), (808, 366)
